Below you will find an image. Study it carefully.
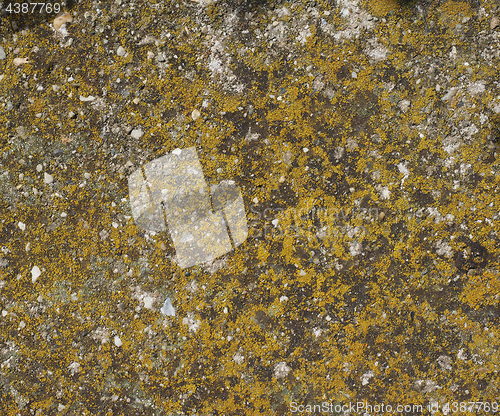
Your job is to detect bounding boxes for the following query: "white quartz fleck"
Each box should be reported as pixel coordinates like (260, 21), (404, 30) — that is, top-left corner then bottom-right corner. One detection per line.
(68, 361), (80, 375)
(117, 46), (126, 57)
(31, 266), (41, 283)
(130, 128), (143, 139)
(191, 109), (201, 120)
(114, 336), (122, 347)
(233, 352), (244, 364)
(79, 95), (96, 102)
(361, 370), (374, 385)
(274, 362), (291, 379)
(161, 298), (176, 316)
(143, 295), (154, 309)
(380, 187), (391, 200)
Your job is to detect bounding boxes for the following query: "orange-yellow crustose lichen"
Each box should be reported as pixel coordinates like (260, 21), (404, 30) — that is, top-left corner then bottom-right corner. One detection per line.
(0, 0), (499, 413)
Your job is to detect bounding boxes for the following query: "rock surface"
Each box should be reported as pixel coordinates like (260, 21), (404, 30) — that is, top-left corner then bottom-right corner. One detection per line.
(0, 0), (499, 414)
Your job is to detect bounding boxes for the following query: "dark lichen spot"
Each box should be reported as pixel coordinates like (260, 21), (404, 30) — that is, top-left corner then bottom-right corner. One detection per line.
(454, 239), (489, 272)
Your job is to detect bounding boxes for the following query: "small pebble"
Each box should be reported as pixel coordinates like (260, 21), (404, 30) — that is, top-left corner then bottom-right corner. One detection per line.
(31, 266), (41, 283)
(18, 222), (26, 231)
(84, 172), (91, 179)
(191, 109), (201, 121)
(44, 172), (53, 184)
(130, 128), (143, 139)
(79, 95), (95, 102)
(36, 164), (43, 172)
(0, 45), (5, 60)
(147, 51), (155, 60)
(491, 16), (499, 30)
(143, 296), (154, 309)
(117, 46), (126, 57)
(13, 57), (29, 66)
(398, 99), (411, 113)
(161, 298), (176, 316)
(114, 336), (122, 347)
(53, 12), (73, 31)
(61, 135), (72, 144)
(352, 71), (358, 78)
(441, 87), (458, 102)
(61, 212), (67, 218)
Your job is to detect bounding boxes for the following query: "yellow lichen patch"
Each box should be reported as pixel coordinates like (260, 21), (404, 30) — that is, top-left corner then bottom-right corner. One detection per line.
(461, 270), (500, 309)
(0, 0), (499, 412)
(436, 0), (473, 27)
(363, 0), (401, 18)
